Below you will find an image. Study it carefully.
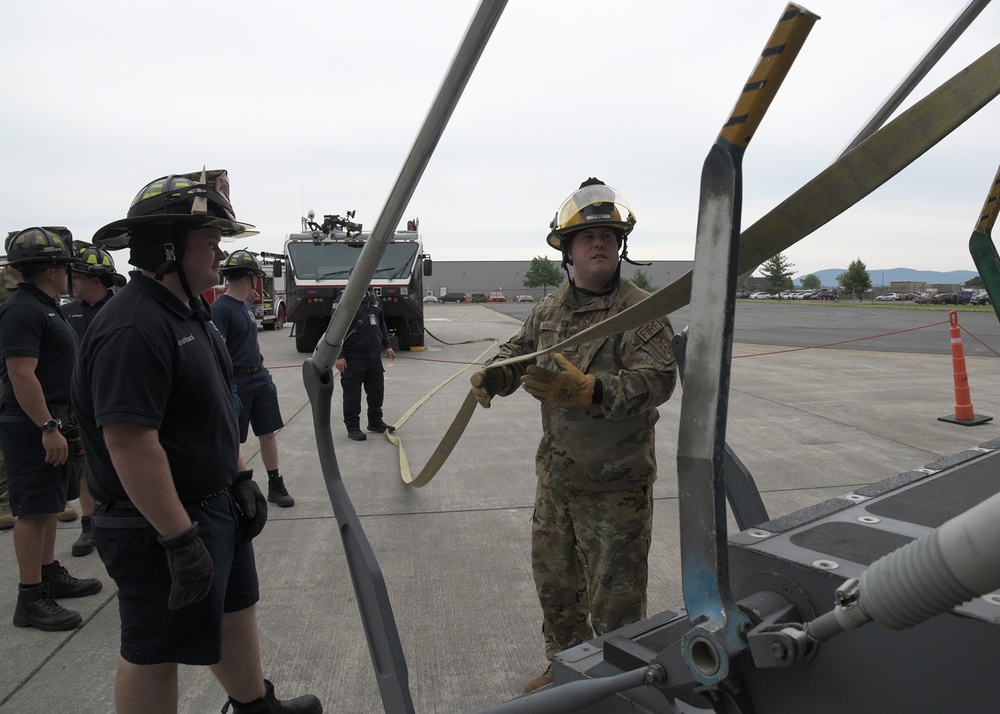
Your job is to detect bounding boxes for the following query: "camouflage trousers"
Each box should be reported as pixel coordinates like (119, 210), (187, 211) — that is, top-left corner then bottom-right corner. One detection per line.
(531, 482), (653, 660)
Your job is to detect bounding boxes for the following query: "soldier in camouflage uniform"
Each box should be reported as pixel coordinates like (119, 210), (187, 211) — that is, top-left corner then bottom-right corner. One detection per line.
(470, 179), (677, 693)
(0, 259), (19, 530)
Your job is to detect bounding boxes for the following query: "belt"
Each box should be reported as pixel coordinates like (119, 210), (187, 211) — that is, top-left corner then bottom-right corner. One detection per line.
(91, 514), (150, 529)
(234, 366), (261, 374)
(92, 490), (228, 529)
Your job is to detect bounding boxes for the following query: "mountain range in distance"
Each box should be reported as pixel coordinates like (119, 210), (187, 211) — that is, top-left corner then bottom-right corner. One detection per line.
(795, 267), (978, 287)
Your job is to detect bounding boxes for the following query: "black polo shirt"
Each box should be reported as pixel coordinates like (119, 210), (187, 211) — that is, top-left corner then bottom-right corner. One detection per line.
(0, 282), (78, 413)
(72, 272), (239, 503)
(63, 291), (114, 341)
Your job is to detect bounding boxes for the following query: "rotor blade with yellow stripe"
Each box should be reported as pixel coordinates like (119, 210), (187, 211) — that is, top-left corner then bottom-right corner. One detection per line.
(719, 4), (819, 150)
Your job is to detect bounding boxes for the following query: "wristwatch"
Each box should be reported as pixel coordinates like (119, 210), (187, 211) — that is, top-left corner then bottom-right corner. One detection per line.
(41, 418), (62, 432)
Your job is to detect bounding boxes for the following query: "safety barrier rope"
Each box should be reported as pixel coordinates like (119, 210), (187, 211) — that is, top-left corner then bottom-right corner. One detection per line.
(956, 325), (1000, 358)
(261, 317), (1000, 488)
(733, 319), (1000, 359)
(734, 319), (950, 358)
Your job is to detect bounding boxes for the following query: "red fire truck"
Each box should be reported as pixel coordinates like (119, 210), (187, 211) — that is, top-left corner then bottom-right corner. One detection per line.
(203, 251), (287, 330)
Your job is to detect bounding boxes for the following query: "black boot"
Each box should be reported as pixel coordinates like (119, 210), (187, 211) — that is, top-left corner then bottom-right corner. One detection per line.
(13, 583), (82, 631)
(222, 679), (322, 713)
(267, 475), (295, 508)
(366, 420), (395, 433)
(72, 516), (96, 556)
(346, 427), (367, 441)
(41, 560), (102, 598)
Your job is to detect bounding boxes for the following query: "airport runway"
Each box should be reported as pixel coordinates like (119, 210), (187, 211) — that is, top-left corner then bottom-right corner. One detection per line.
(2, 303), (999, 713)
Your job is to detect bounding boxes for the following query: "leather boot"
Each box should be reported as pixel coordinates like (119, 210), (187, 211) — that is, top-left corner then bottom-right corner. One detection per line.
(366, 420), (395, 433)
(222, 679), (322, 713)
(267, 475), (295, 508)
(41, 560), (103, 598)
(523, 663), (553, 693)
(347, 427), (367, 441)
(13, 583), (83, 631)
(72, 516), (96, 556)
(56, 503), (78, 522)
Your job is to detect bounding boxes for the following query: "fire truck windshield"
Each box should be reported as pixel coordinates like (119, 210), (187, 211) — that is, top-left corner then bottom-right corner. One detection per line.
(287, 241), (418, 282)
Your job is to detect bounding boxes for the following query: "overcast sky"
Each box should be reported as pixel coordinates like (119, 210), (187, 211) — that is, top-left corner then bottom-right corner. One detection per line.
(2, 1), (998, 278)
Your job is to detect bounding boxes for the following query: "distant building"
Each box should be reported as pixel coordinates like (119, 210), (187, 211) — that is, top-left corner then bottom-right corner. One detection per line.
(890, 281), (927, 293)
(424, 260), (694, 301)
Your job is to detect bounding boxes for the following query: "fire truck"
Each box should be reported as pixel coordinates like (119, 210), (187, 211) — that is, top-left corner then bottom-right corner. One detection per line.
(281, 211), (431, 353)
(204, 251), (287, 330)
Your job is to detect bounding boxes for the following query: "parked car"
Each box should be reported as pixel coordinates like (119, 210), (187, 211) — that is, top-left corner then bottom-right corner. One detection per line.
(488, 292), (507, 303)
(935, 292), (970, 305)
(876, 292), (900, 302)
(914, 292), (932, 304)
(971, 291), (992, 306)
(516, 294), (534, 303)
(440, 292), (467, 303)
(470, 293), (488, 303)
(423, 294), (439, 303)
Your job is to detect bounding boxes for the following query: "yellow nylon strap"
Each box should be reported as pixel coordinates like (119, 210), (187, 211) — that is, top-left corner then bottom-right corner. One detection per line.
(387, 340), (497, 487)
(389, 39), (1000, 487)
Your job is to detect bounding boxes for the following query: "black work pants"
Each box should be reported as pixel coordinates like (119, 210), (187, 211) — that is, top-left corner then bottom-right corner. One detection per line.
(340, 350), (385, 429)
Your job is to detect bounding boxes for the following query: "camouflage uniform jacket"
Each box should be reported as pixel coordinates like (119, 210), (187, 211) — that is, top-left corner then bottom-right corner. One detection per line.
(486, 280), (676, 492)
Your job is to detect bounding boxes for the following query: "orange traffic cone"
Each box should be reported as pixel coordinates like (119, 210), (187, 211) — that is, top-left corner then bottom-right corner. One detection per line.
(939, 310), (992, 426)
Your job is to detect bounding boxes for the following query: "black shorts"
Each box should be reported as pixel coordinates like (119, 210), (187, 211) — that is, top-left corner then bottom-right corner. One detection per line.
(0, 416), (78, 516)
(234, 370), (284, 442)
(93, 491), (260, 665)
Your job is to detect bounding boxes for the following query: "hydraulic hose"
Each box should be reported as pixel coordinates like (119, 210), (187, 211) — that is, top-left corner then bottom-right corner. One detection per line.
(807, 489), (1000, 640)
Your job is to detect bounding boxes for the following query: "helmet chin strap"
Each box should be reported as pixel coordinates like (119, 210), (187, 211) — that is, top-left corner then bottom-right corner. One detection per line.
(153, 240), (210, 321)
(620, 236), (650, 267)
(178, 266), (211, 321)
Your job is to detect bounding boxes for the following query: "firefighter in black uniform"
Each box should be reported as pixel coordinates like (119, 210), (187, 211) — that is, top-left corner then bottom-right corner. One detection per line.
(0, 227), (103, 632)
(72, 171), (321, 713)
(335, 276), (396, 441)
(60, 245), (126, 556)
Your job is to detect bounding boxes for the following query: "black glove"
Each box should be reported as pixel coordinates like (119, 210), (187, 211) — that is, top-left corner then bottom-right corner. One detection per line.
(157, 522), (213, 610)
(232, 470), (268, 539)
(60, 422), (86, 481)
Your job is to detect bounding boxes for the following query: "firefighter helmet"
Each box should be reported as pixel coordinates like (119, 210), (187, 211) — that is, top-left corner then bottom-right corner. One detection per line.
(219, 249), (265, 278)
(92, 169), (257, 250)
(0, 227), (78, 268)
(545, 178), (636, 252)
(73, 245), (127, 287)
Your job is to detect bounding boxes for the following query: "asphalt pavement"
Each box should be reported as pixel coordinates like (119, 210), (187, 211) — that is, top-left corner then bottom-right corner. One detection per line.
(2, 302), (1000, 713)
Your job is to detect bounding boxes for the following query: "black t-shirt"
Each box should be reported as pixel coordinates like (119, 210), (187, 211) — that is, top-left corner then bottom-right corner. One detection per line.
(72, 273), (239, 502)
(0, 283), (78, 412)
(63, 291), (114, 342)
(210, 294), (263, 369)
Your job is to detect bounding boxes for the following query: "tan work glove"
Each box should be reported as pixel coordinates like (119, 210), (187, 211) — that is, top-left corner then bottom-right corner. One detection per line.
(521, 353), (595, 406)
(470, 368), (505, 408)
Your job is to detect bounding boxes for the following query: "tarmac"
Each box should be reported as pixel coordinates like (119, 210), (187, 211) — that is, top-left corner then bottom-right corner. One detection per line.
(2, 303), (1000, 713)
